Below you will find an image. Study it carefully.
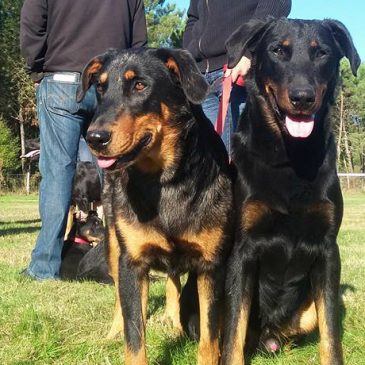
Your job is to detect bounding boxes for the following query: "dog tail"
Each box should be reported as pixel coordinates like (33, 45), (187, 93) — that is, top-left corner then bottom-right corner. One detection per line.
(180, 271), (200, 340)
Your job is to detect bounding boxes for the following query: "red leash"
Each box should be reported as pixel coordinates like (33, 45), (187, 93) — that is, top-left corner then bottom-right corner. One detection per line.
(215, 64), (245, 136)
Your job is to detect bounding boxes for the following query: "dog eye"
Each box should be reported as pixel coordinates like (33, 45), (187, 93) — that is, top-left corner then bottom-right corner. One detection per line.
(315, 49), (328, 59)
(96, 83), (105, 94)
(271, 46), (285, 57)
(134, 82), (146, 92)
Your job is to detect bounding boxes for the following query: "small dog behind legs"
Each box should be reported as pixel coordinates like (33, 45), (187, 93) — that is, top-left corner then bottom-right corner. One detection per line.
(60, 211), (112, 284)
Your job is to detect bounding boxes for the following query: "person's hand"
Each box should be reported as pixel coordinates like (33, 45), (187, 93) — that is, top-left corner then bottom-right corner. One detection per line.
(225, 56), (251, 83)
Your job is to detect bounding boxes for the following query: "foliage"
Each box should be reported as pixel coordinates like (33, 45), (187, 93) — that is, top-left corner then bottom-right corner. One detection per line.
(145, 0), (186, 47)
(0, 116), (21, 180)
(0, 0), (36, 129)
(1, 1), (364, 175)
(334, 61), (365, 172)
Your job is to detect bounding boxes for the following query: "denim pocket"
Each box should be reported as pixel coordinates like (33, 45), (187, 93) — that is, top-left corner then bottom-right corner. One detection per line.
(46, 79), (81, 116)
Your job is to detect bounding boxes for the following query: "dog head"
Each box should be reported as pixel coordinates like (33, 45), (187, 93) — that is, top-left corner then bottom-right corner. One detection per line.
(77, 48), (208, 172)
(77, 211), (104, 245)
(226, 18), (360, 139)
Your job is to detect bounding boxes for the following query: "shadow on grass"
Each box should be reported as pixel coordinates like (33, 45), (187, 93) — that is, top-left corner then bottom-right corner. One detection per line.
(148, 290), (165, 318)
(12, 219), (41, 224)
(0, 218), (41, 236)
(0, 226), (40, 236)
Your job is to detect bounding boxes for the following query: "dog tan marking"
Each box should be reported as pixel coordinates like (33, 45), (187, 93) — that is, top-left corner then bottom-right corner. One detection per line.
(107, 296), (124, 339)
(228, 304), (250, 365)
(265, 79), (328, 118)
(163, 274), (182, 332)
(116, 217), (172, 262)
(316, 292), (342, 365)
(306, 201), (336, 231)
(258, 88), (282, 136)
(310, 40), (318, 48)
(107, 224), (120, 281)
(124, 69), (136, 80)
(134, 104), (180, 173)
(123, 274), (148, 365)
(124, 345), (147, 365)
(99, 72), (108, 84)
(117, 215), (223, 264)
(140, 273), (149, 327)
(64, 206), (75, 240)
(179, 227), (224, 263)
(197, 273), (220, 365)
(165, 57), (181, 77)
(282, 39), (291, 47)
(88, 59), (102, 75)
(281, 299), (317, 338)
(242, 200), (271, 231)
(106, 225), (124, 339)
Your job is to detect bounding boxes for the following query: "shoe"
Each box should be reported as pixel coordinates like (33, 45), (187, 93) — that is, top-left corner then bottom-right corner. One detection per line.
(19, 268), (59, 281)
(19, 268), (37, 281)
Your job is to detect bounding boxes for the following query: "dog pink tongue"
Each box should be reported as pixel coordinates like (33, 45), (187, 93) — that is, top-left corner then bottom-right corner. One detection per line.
(97, 157), (117, 169)
(285, 115), (314, 138)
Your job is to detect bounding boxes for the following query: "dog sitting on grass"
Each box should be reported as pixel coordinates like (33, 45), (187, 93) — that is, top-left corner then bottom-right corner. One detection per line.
(61, 211), (111, 284)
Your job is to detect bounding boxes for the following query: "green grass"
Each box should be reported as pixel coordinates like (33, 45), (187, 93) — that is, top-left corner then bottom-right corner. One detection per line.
(0, 193), (365, 364)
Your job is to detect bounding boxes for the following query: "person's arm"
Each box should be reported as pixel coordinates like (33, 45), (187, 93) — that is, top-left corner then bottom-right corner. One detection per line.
(182, 0), (199, 49)
(131, 0), (148, 48)
(20, 0), (48, 81)
(226, 0), (291, 82)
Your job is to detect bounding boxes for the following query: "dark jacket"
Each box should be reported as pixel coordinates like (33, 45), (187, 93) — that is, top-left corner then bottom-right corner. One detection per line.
(183, 0), (291, 72)
(20, 0), (147, 81)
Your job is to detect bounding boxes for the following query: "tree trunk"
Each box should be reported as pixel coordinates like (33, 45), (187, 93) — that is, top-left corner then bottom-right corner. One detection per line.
(342, 123), (354, 173)
(19, 110), (25, 173)
(337, 91), (344, 165)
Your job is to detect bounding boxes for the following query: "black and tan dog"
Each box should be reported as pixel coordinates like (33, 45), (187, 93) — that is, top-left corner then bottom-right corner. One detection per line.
(221, 18), (360, 365)
(77, 48), (234, 364)
(61, 210), (112, 284)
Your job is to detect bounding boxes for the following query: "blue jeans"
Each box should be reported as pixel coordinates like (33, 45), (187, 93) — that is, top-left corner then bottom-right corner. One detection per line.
(202, 68), (246, 154)
(27, 73), (96, 280)
(78, 136), (93, 162)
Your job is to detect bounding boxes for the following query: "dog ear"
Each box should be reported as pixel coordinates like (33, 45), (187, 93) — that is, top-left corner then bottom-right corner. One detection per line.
(322, 19), (361, 76)
(76, 49), (118, 102)
(154, 48), (209, 104)
(225, 17), (274, 68)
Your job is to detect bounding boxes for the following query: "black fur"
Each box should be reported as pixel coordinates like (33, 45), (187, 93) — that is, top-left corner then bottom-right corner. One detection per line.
(71, 161), (101, 212)
(222, 18), (360, 365)
(60, 211), (111, 284)
(78, 48), (234, 363)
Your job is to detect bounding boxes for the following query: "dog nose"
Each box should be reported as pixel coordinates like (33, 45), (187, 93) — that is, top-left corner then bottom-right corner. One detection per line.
(289, 87), (315, 109)
(86, 130), (111, 149)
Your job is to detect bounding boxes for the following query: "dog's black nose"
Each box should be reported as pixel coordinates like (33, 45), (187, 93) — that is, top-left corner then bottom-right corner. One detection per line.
(86, 130), (111, 149)
(289, 87), (315, 109)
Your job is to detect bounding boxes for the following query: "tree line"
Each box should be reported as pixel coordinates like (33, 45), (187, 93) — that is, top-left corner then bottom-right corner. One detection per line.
(0, 0), (364, 181)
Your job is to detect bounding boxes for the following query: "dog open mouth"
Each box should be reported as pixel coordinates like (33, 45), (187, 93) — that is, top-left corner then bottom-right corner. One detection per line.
(266, 87), (316, 139)
(284, 114), (315, 138)
(96, 133), (152, 169)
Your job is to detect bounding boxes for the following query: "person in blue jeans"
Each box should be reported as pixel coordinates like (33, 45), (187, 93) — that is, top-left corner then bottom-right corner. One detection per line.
(183, 0), (292, 154)
(20, 0), (147, 280)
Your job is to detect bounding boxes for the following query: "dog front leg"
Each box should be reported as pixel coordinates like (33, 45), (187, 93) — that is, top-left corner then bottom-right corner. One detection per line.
(119, 254), (148, 365)
(221, 248), (255, 365)
(106, 224), (124, 339)
(312, 243), (343, 365)
(197, 270), (223, 365)
(163, 274), (182, 332)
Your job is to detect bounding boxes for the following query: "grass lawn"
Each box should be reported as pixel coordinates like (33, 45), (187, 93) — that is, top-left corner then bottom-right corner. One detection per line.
(0, 193), (364, 364)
